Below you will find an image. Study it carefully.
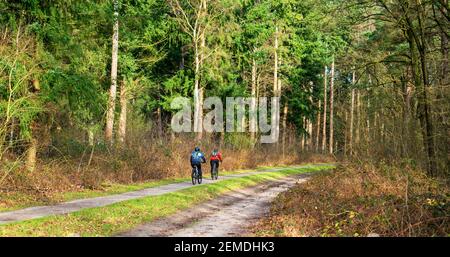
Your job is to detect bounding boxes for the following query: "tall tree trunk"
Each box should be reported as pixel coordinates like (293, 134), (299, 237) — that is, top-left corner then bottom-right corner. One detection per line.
(401, 73), (412, 157)
(193, 34), (202, 138)
(407, 26), (437, 175)
(316, 99), (321, 152)
(105, 1), (119, 144)
(194, 0), (207, 141)
(441, 9), (448, 85)
(381, 113), (385, 145)
(350, 71), (356, 155)
(438, 2), (449, 170)
(356, 90), (360, 147)
(301, 117), (306, 151)
(322, 66), (327, 153)
(307, 83), (313, 150)
(282, 104), (288, 157)
(157, 106), (163, 139)
(272, 26), (279, 143)
(199, 86), (204, 139)
(344, 110), (348, 156)
(329, 59), (335, 154)
(366, 96), (370, 156)
(420, 55), (437, 176)
(250, 57), (257, 141)
(273, 27), (278, 94)
(415, 3), (437, 175)
(277, 54), (282, 144)
(118, 81), (127, 144)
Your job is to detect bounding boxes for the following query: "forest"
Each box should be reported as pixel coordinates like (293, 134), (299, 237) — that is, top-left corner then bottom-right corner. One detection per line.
(0, 0), (448, 237)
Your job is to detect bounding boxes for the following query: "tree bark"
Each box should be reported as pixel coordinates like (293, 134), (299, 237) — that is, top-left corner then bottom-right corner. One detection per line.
(273, 27), (278, 95)
(438, 1), (449, 170)
(301, 117), (306, 151)
(193, 34), (201, 137)
(344, 110), (348, 156)
(322, 66), (327, 153)
(118, 81), (127, 144)
(250, 57), (257, 141)
(356, 90), (360, 146)
(366, 96), (370, 156)
(194, 0), (208, 141)
(272, 26), (280, 143)
(308, 85), (313, 151)
(316, 99), (321, 152)
(277, 54), (282, 144)
(157, 106), (163, 139)
(329, 59), (335, 154)
(407, 25), (437, 176)
(350, 70), (356, 155)
(282, 104), (288, 157)
(105, 1), (119, 144)
(441, 25), (448, 86)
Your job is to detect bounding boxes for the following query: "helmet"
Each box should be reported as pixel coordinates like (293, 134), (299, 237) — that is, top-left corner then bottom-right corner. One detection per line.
(195, 147), (200, 152)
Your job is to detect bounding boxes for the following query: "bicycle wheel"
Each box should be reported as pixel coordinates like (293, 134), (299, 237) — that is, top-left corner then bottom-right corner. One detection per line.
(192, 168), (197, 185)
(198, 171), (202, 184)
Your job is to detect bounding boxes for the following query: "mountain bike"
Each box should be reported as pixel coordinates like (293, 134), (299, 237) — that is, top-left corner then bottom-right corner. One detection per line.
(192, 165), (202, 185)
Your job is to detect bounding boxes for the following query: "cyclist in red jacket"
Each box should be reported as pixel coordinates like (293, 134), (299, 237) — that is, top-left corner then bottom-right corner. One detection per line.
(209, 149), (222, 179)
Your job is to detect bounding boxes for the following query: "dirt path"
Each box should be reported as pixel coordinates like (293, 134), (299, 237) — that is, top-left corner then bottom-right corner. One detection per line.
(0, 165), (318, 225)
(118, 174), (309, 237)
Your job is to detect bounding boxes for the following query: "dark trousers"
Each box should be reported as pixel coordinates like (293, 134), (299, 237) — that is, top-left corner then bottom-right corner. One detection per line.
(210, 160), (220, 174)
(192, 163), (202, 176)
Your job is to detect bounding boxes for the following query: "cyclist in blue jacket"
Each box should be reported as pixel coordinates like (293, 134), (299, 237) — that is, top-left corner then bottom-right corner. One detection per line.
(190, 147), (206, 177)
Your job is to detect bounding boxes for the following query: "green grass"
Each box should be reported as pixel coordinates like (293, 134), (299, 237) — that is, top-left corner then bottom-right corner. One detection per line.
(0, 165), (334, 236)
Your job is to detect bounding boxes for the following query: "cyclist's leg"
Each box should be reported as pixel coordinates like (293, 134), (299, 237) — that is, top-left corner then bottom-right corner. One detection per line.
(198, 164), (202, 177)
(215, 160), (219, 177)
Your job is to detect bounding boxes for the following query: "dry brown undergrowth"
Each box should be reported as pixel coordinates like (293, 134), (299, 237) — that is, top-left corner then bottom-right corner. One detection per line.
(252, 161), (449, 237)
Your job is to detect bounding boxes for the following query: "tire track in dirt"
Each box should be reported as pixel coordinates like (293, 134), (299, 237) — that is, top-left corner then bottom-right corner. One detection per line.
(118, 173), (310, 237)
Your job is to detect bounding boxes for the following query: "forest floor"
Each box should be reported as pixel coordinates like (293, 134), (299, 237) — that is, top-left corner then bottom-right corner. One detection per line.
(0, 164), (334, 236)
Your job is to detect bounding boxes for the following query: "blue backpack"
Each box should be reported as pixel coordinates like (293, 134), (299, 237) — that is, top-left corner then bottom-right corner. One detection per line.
(191, 151), (204, 164)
